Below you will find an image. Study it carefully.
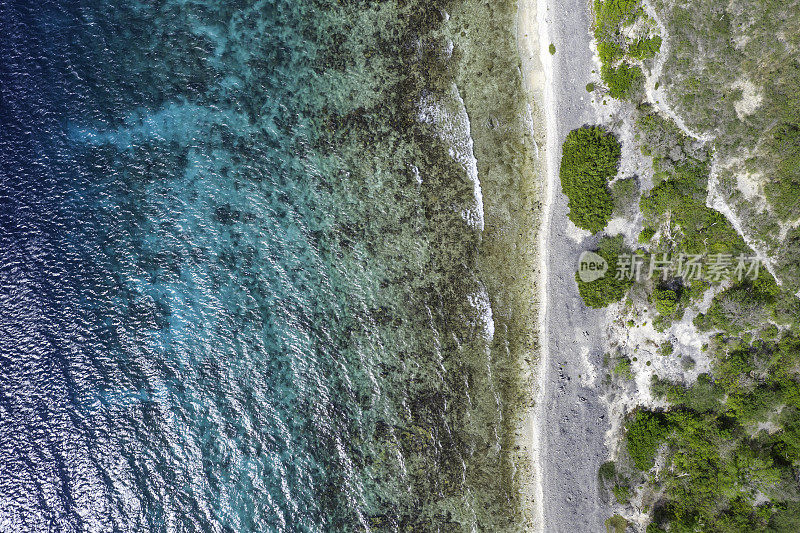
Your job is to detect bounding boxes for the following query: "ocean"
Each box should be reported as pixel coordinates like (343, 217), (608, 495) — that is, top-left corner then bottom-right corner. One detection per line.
(0, 0), (541, 531)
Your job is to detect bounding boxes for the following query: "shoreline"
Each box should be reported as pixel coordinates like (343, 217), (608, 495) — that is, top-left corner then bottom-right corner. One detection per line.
(516, 0), (556, 529)
(515, 0), (550, 529)
(442, 0), (548, 529)
(532, 0), (556, 529)
(515, 1), (550, 529)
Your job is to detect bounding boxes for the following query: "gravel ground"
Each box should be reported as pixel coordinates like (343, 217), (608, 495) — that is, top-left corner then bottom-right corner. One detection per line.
(537, 0), (614, 530)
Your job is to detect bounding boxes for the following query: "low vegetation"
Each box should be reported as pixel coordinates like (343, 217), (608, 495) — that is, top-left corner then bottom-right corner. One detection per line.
(576, 236), (634, 308)
(652, 0), (800, 291)
(592, 2), (800, 530)
(613, 356), (634, 380)
(592, 0), (658, 100)
(628, 36), (662, 60)
(605, 514), (629, 533)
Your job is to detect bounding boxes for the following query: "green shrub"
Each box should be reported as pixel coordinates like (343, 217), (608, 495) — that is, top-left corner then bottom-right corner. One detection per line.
(599, 461), (617, 481)
(652, 286), (678, 317)
(613, 484), (631, 504)
(598, 41), (624, 65)
(698, 272), (779, 334)
(628, 36), (662, 60)
(611, 3), (800, 528)
(638, 227), (655, 243)
(775, 409), (800, 464)
(653, 373), (723, 413)
(614, 356), (634, 379)
(635, 105), (706, 170)
(549, 43), (556, 55)
(605, 514), (629, 533)
(639, 159), (747, 257)
(593, 1), (654, 101)
(560, 126), (620, 232)
(762, 324), (779, 340)
(626, 410), (668, 470)
(594, 0), (640, 41)
(601, 62), (643, 100)
(659, 341), (674, 356)
(753, 269), (780, 300)
(779, 227), (800, 291)
(765, 124), (800, 222)
(586, 82), (596, 92)
(685, 374), (723, 412)
(576, 236), (635, 308)
(769, 502), (800, 532)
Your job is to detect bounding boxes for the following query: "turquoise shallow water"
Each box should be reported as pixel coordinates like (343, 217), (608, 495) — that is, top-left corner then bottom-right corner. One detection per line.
(0, 0), (538, 531)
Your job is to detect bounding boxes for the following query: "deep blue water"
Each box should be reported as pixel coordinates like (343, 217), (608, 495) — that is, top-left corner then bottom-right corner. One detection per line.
(0, 0), (532, 531)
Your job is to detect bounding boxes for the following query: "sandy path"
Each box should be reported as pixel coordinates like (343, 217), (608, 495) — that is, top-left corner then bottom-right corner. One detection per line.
(523, 0), (613, 530)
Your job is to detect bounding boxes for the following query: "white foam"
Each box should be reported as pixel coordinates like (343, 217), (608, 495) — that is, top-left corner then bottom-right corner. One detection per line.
(411, 165), (422, 185)
(417, 84), (485, 230)
(444, 40), (454, 59)
(467, 283), (496, 342)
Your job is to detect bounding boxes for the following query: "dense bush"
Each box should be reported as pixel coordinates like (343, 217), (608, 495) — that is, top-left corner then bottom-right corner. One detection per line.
(636, 276), (800, 530)
(625, 410), (668, 470)
(765, 124), (800, 221)
(599, 460), (617, 481)
(597, 41), (624, 65)
(652, 0), (800, 292)
(593, 0), (653, 101)
(653, 409), (799, 531)
(593, 0), (640, 41)
(601, 62), (643, 100)
(559, 126), (620, 232)
(695, 271), (779, 333)
(652, 286), (678, 317)
(638, 226), (655, 243)
(575, 236), (634, 308)
(598, 3), (800, 529)
(652, 373), (723, 413)
(778, 227), (800, 290)
(768, 503), (800, 532)
(641, 381), (800, 529)
(639, 161), (747, 258)
(628, 36), (662, 60)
